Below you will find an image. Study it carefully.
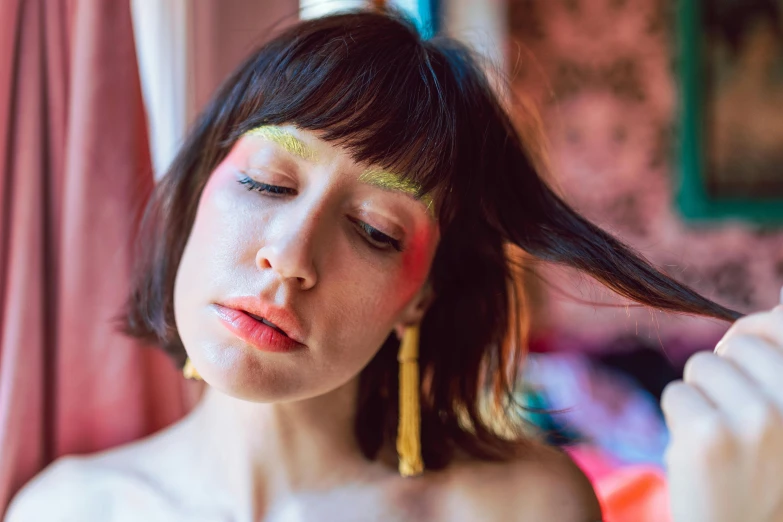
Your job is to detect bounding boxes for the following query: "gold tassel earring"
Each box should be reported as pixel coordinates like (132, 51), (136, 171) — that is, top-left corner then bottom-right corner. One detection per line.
(397, 324), (423, 477)
(183, 357), (202, 380)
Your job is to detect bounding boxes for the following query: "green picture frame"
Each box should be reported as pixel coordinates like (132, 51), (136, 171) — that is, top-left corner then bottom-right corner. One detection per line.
(676, 0), (783, 225)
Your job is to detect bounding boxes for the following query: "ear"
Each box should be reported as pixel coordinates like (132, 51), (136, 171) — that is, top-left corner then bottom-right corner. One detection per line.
(392, 282), (435, 341)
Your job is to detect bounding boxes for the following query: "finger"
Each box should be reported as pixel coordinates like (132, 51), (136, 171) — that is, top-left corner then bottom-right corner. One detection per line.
(720, 334), (783, 411)
(661, 379), (716, 433)
(715, 306), (783, 356)
(683, 351), (767, 430)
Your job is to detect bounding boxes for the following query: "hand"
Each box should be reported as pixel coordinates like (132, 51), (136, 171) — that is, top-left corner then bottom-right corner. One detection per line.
(661, 288), (783, 522)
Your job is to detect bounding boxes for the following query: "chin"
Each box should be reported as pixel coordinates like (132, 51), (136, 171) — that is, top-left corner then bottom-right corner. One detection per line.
(188, 339), (311, 402)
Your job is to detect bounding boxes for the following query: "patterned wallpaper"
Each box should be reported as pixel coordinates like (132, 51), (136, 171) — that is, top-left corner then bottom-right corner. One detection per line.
(507, 0), (783, 357)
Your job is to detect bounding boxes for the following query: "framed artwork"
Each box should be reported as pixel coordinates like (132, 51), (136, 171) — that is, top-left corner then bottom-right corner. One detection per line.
(677, 0), (783, 223)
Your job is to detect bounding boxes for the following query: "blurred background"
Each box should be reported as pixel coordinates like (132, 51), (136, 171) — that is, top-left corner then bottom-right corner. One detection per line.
(1, 0), (782, 518)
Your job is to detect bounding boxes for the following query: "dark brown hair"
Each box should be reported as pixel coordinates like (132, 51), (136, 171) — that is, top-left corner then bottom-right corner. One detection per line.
(125, 9), (740, 471)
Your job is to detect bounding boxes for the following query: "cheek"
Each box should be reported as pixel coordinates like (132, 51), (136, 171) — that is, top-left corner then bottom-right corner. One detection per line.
(196, 163), (268, 247)
(194, 140), (264, 229)
(347, 224), (435, 329)
(176, 167), (264, 299)
(324, 226), (435, 339)
(183, 181), (234, 271)
(399, 224), (435, 293)
(402, 226), (432, 283)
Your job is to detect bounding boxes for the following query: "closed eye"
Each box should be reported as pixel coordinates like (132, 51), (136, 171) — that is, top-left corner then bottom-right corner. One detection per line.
(237, 175), (403, 253)
(349, 218), (403, 252)
(238, 175), (296, 196)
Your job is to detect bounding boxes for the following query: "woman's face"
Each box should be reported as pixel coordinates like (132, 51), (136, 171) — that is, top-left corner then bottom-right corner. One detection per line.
(174, 125), (440, 401)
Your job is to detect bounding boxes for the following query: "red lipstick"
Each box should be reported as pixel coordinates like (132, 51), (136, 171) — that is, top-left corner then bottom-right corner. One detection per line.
(211, 300), (306, 353)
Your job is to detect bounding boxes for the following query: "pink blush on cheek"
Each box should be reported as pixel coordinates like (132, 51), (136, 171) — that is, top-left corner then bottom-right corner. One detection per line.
(195, 169), (237, 218)
(199, 171), (219, 203)
(198, 145), (255, 205)
(398, 225), (435, 297)
(200, 138), (259, 200)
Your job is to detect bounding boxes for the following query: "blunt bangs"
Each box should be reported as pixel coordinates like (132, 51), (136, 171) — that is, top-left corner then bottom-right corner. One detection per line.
(217, 10), (496, 225)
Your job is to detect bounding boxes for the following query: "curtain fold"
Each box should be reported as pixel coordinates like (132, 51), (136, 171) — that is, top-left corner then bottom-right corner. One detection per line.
(0, 0), (60, 509)
(0, 0), (193, 514)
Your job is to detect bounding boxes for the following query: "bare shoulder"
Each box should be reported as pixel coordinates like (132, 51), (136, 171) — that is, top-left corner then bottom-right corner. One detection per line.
(505, 445), (602, 521)
(442, 444), (602, 522)
(4, 440), (188, 522)
(4, 455), (112, 522)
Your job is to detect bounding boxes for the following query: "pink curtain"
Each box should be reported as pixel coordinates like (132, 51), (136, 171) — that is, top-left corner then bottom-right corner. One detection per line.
(0, 0), (194, 513)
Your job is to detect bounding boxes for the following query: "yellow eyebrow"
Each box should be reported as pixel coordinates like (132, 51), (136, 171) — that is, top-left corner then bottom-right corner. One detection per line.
(243, 126), (436, 217)
(243, 126), (317, 162)
(359, 168), (435, 215)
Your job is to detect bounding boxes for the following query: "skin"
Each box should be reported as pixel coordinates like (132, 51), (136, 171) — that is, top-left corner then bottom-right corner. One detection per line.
(4, 126), (601, 522)
(662, 287), (783, 522)
(173, 124), (439, 402)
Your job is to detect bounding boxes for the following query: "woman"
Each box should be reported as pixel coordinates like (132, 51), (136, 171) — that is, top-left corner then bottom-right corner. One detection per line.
(6, 10), (783, 522)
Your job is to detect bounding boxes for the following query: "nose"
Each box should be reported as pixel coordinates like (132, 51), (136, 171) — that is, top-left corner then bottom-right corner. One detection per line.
(255, 211), (319, 291)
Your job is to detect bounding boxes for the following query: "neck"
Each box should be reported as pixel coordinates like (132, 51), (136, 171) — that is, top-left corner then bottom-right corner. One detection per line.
(181, 377), (394, 513)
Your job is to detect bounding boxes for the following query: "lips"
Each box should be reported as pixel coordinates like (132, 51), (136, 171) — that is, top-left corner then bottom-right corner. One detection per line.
(212, 305), (305, 353)
(246, 312), (285, 335)
(218, 297), (305, 343)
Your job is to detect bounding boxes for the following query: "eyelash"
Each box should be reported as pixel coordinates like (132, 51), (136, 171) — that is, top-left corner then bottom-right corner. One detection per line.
(237, 175), (403, 252)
